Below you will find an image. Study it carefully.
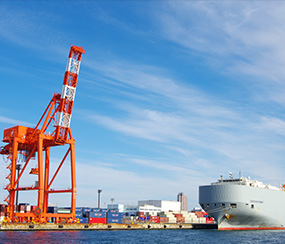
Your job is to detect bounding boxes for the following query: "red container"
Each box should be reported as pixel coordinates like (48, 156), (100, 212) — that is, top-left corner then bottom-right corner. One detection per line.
(159, 217), (169, 223)
(0, 204), (6, 212)
(31, 206), (37, 212)
(195, 212), (204, 218)
(137, 212), (144, 217)
(174, 214), (183, 218)
(150, 216), (159, 220)
(150, 219), (159, 223)
(206, 218), (213, 224)
(89, 218), (107, 224)
(176, 217), (185, 223)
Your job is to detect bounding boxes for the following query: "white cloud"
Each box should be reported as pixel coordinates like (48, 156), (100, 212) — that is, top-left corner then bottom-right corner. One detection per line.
(156, 2), (285, 94)
(0, 115), (34, 127)
(83, 53), (285, 188)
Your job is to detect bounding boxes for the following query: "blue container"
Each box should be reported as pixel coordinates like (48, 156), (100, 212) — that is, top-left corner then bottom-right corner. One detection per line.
(78, 217), (89, 224)
(107, 213), (123, 218)
(83, 207), (91, 212)
(91, 208), (101, 212)
(47, 206), (58, 213)
(76, 207), (83, 212)
(107, 218), (123, 224)
(75, 211), (83, 218)
(82, 208), (91, 217)
(19, 203), (30, 206)
(83, 212), (90, 218)
(89, 212), (107, 218)
(108, 209), (119, 213)
(101, 208), (108, 213)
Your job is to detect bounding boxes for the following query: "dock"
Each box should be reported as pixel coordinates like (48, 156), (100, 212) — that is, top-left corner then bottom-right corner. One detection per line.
(0, 223), (217, 231)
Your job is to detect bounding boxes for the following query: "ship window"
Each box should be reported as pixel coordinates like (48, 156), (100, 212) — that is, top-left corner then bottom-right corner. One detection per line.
(206, 204), (210, 208)
(230, 203), (237, 208)
(222, 203), (225, 208)
(214, 204), (216, 207)
(251, 204), (254, 209)
(201, 204), (204, 208)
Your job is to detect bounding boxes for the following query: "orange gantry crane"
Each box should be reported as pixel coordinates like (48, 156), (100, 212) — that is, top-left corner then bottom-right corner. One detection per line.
(0, 45), (85, 223)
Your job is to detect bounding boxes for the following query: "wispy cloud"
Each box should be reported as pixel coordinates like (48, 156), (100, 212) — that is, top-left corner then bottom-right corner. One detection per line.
(0, 115), (34, 127)
(82, 56), (285, 187)
(155, 2), (285, 101)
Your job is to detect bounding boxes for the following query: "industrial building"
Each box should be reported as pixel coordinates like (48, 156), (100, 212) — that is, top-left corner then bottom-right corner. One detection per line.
(138, 200), (181, 212)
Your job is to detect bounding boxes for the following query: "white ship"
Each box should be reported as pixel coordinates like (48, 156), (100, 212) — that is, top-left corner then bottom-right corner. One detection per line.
(199, 173), (285, 230)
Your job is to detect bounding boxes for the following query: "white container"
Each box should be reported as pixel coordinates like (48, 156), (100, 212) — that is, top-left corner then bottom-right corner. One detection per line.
(199, 218), (206, 223)
(26, 205), (31, 212)
(168, 219), (177, 223)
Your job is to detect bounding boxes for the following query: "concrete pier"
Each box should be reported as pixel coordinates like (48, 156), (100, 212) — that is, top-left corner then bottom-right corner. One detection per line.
(0, 223), (217, 231)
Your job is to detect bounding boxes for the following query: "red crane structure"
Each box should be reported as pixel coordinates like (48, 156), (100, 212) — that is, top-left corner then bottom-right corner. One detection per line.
(0, 45), (85, 223)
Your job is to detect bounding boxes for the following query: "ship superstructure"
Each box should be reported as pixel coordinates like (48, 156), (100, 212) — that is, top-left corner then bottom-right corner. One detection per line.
(199, 174), (285, 230)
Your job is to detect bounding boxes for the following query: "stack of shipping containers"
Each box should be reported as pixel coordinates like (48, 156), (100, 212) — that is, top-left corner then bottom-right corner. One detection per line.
(0, 204), (213, 225)
(89, 208), (107, 224)
(0, 204), (6, 222)
(107, 209), (124, 224)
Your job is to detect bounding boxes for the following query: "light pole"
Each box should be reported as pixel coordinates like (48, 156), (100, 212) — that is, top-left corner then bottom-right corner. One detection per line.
(98, 189), (102, 209)
(111, 197), (115, 209)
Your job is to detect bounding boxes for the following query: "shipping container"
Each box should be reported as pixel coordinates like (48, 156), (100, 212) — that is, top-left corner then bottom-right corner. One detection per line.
(89, 212), (107, 218)
(151, 219), (159, 223)
(137, 211), (144, 216)
(159, 217), (169, 223)
(57, 208), (70, 214)
(150, 216), (160, 219)
(101, 208), (108, 213)
(25, 205), (31, 213)
(82, 208), (91, 217)
(48, 206), (58, 213)
(31, 206), (37, 212)
(83, 212), (90, 218)
(206, 218), (213, 224)
(108, 209), (119, 213)
(89, 217), (107, 224)
(83, 207), (91, 212)
(78, 217), (89, 224)
(107, 218), (123, 224)
(107, 213), (123, 218)
(91, 208), (101, 212)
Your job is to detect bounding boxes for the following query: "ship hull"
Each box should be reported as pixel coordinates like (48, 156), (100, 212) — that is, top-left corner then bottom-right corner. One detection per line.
(199, 184), (285, 230)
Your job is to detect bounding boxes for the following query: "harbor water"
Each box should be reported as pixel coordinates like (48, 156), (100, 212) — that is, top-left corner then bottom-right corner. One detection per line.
(1, 229), (285, 243)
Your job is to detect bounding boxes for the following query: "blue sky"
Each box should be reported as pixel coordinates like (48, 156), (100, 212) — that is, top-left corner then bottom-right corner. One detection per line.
(1, 1), (285, 209)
